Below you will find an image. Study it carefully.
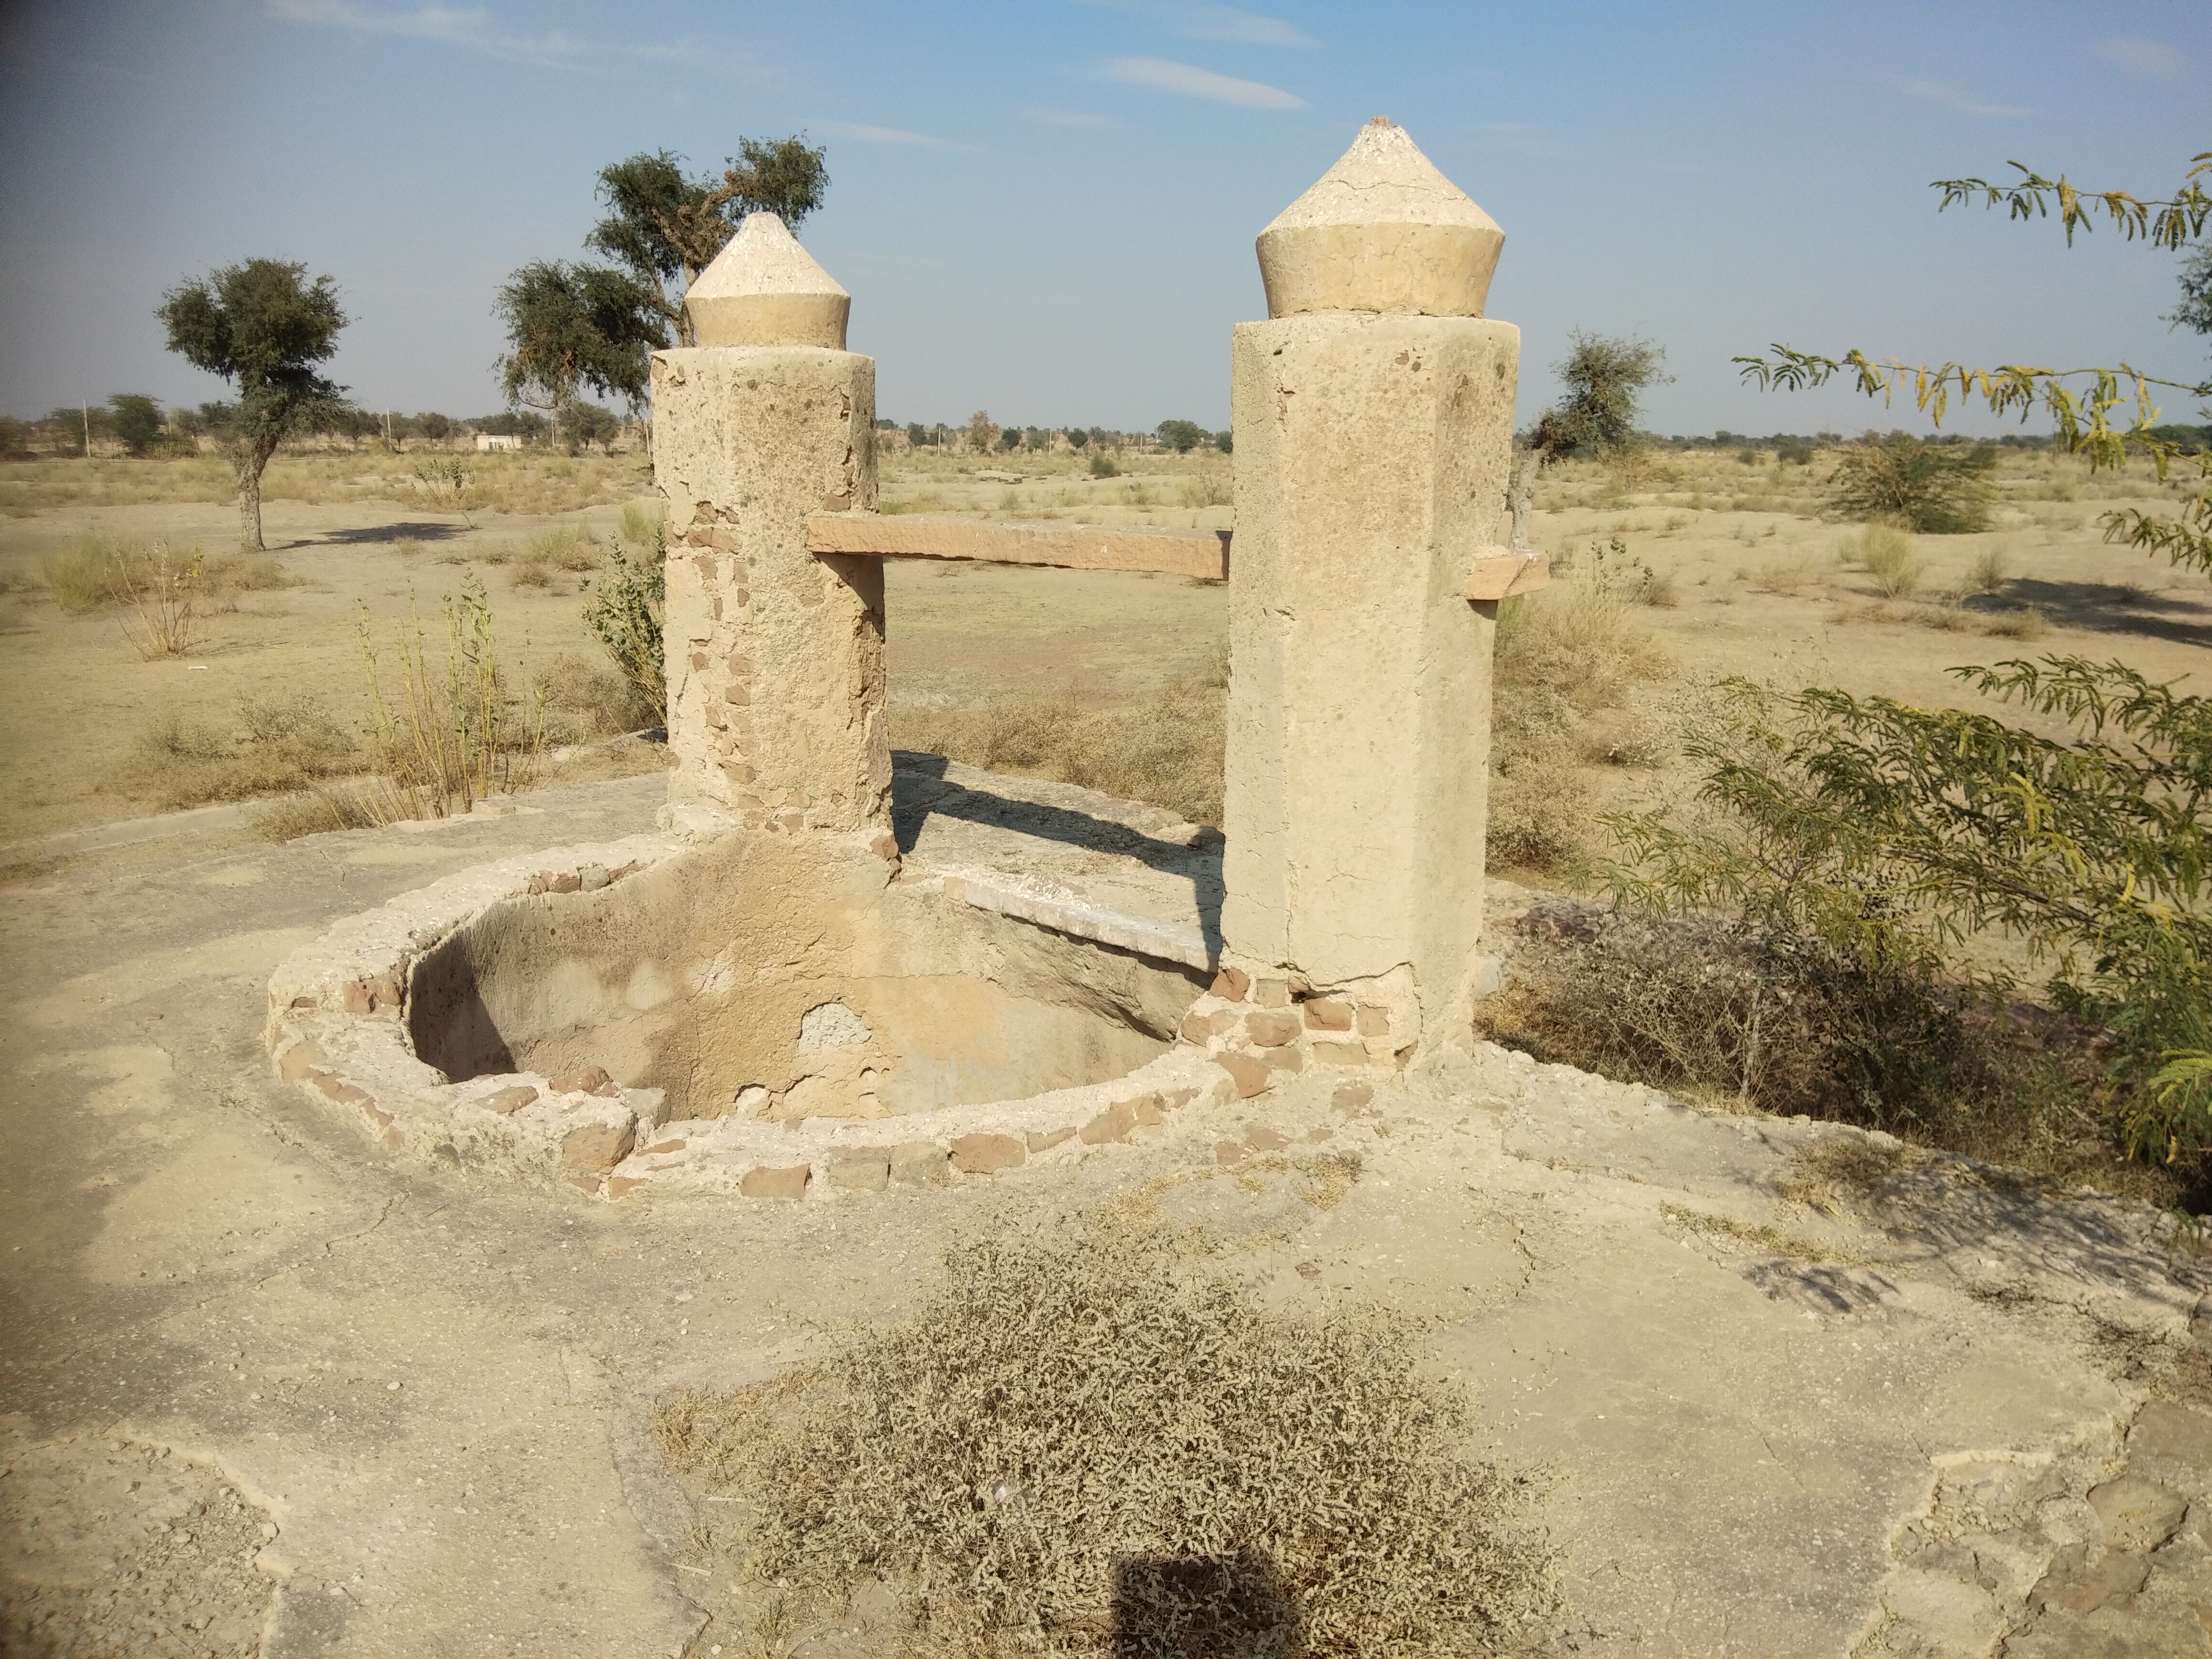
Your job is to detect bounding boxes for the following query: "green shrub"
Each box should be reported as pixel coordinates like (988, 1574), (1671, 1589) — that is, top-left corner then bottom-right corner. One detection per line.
(1088, 451), (1119, 479)
(1599, 661), (2212, 1183)
(1828, 434), (1995, 533)
(581, 528), (665, 722)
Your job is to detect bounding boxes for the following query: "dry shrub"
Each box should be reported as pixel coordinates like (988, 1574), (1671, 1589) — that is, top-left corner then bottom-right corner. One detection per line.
(534, 650), (659, 745)
(203, 551), (290, 595)
(507, 554), (554, 589)
(1853, 522), (1922, 598)
(1750, 555), (1815, 595)
(1981, 605), (2048, 640)
(619, 500), (658, 542)
(39, 534), (156, 613)
(1479, 909), (2131, 1187)
(656, 1222), (1558, 1657)
(1481, 910), (1827, 1110)
(896, 660), (1226, 825)
(527, 525), (599, 572)
(113, 542), (205, 659)
(117, 692), (357, 810)
(1961, 544), (2010, 597)
(252, 784), (384, 842)
(1486, 568), (1670, 872)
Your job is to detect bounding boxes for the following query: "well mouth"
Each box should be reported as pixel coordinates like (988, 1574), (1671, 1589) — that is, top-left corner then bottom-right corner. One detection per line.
(406, 829), (1206, 1123)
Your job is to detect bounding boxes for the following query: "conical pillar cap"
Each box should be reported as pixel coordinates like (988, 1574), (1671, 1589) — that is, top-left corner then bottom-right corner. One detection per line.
(685, 212), (852, 349)
(1256, 118), (1504, 319)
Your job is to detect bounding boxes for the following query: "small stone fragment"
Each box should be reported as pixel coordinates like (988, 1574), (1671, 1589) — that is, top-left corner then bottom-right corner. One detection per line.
(1079, 1108), (1127, 1145)
(1302, 998), (1353, 1031)
(740, 1164), (810, 1200)
(950, 1133), (1025, 1174)
(1251, 978), (1293, 1010)
(1264, 1046), (1306, 1074)
(482, 1085), (540, 1115)
(549, 1065), (620, 1098)
(1214, 1140), (1246, 1166)
(1244, 1010), (1300, 1047)
(1026, 1127), (1076, 1153)
(1332, 1081), (1375, 1113)
(560, 1117), (638, 1175)
(1214, 1052), (1272, 1099)
(639, 1137), (686, 1156)
(1244, 1122), (1290, 1152)
(1130, 1093), (1164, 1126)
(277, 1040), (329, 1082)
(1210, 967), (1250, 1002)
(2087, 1474), (2188, 1551)
(550, 872), (582, 894)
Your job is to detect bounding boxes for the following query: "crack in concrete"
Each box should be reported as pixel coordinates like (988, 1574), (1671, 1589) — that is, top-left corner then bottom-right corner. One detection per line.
(322, 1193), (405, 1256)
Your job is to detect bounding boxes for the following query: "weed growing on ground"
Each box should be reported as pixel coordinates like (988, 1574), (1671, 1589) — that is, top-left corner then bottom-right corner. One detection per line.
(655, 1219), (1559, 1657)
(358, 575), (542, 819)
(581, 530), (665, 723)
(114, 543), (205, 659)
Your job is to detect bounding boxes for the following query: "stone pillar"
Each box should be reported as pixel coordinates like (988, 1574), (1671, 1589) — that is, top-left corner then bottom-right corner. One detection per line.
(1222, 119), (1518, 1040)
(651, 213), (891, 850)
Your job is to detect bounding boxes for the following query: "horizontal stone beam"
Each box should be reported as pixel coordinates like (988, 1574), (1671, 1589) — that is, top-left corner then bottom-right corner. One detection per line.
(806, 512), (1230, 580)
(1464, 550), (1551, 601)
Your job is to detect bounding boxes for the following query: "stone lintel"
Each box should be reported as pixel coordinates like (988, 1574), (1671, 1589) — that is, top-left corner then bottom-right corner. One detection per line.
(806, 514), (1229, 580)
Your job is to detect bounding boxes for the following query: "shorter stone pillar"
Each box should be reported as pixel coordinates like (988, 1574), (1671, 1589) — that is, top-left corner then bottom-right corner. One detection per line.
(652, 214), (891, 849)
(1223, 120), (1518, 1039)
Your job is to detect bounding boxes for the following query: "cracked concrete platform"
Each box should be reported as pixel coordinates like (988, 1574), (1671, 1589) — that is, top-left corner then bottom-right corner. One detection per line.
(4, 770), (2208, 1657)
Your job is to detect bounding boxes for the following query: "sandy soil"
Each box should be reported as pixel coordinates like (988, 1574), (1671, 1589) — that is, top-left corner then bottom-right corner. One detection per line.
(0, 445), (2203, 850)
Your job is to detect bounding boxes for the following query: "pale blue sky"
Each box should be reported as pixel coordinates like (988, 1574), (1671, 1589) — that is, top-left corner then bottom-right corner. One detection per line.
(0, 1), (2204, 436)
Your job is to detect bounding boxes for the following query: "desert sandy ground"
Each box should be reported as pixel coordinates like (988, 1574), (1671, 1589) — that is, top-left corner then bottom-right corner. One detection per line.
(2, 444), (2210, 1656)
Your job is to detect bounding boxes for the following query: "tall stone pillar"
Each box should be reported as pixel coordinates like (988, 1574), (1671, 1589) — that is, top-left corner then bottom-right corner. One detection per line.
(1222, 119), (1518, 1040)
(651, 213), (891, 850)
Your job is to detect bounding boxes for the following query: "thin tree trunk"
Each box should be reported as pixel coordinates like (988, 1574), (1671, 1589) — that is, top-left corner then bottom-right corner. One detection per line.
(235, 443), (272, 551)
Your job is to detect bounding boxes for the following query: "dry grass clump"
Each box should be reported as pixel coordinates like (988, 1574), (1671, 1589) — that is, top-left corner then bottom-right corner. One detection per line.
(117, 692), (358, 810)
(1, 451), (645, 520)
(1852, 522), (1923, 598)
(895, 658), (1227, 825)
(656, 1222), (1559, 1657)
(1749, 555), (1816, 596)
(1487, 567), (1671, 873)
(534, 650), (660, 745)
(1478, 909), (2168, 1202)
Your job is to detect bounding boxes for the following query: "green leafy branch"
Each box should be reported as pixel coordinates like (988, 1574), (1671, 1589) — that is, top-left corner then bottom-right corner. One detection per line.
(1931, 154), (2212, 248)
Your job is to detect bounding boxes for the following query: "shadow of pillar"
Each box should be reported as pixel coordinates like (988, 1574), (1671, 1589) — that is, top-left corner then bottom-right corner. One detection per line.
(1112, 1550), (1302, 1657)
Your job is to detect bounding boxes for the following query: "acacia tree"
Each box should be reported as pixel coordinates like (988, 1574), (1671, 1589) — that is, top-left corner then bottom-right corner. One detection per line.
(494, 261), (661, 423)
(589, 138), (829, 347)
(1528, 331), (1672, 462)
(158, 259), (347, 549)
(1611, 155), (2212, 1169)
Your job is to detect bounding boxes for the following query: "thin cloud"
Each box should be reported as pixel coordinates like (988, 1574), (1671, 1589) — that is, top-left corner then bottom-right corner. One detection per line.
(1102, 56), (1304, 109)
(1885, 75), (2033, 120)
(814, 120), (980, 153)
(2096, 36), (2186, 80)
(264, 0), (690, 68)
(1079, 1), (1315, 48)
(1027, 109), (1116, 128)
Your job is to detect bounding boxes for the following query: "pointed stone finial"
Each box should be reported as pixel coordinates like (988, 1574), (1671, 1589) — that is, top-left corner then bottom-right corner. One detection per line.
(685, 213), (852, 349)
(1255, 119), (1504, 319)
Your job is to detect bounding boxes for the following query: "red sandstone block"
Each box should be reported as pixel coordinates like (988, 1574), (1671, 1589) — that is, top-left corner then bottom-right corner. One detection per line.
(1302, 998), (1353, 1032)
(549, 1066), (619, 1098)
(1244, 1010), (1300, 1048)
(950, 1133), (1025, 1174)
(1027, 1127), (1077, 1153)
(482, 1085), (539, 1115)
(560, 1118), (638, 1175)
(1214, 1052), (1271, 1099)
(1210, 967), (1250, 1002)
(740, 1164), (810, 1200)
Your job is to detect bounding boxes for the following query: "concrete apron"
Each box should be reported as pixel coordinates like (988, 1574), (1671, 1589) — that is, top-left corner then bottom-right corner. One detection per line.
(5, 771), (2211, 1657)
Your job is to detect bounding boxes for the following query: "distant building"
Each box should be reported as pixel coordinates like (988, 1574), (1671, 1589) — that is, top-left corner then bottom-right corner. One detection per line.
(474, 433), (521, 453)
